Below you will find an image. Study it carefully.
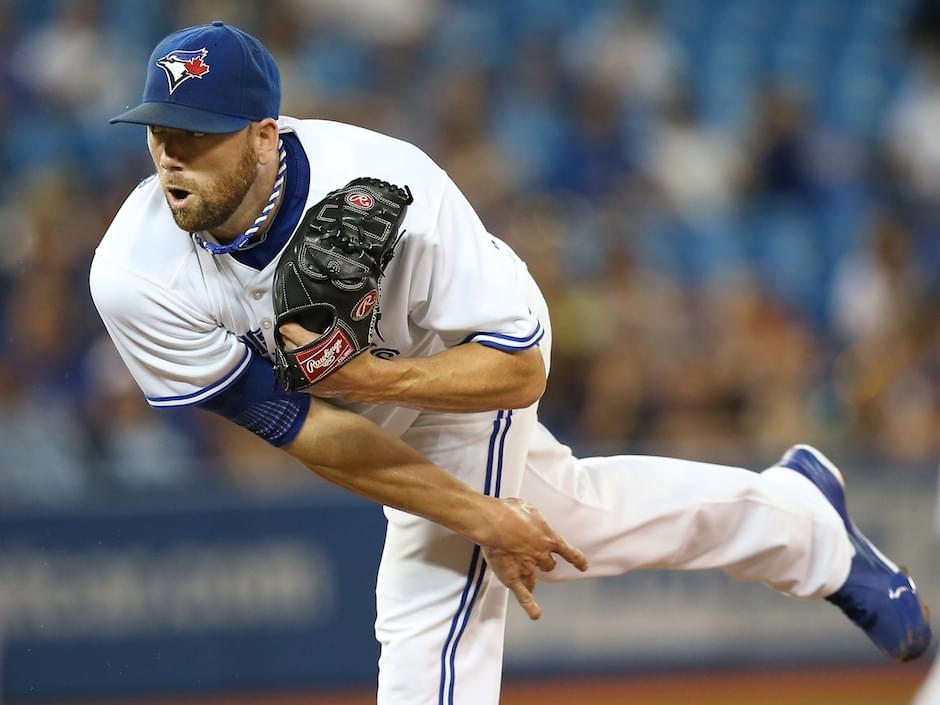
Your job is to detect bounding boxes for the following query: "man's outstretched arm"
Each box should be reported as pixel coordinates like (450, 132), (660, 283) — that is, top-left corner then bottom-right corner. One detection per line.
(283, 399), (587, 619)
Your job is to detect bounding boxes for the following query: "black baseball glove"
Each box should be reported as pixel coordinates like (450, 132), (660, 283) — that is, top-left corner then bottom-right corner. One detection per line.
(272, 176), (413, 391)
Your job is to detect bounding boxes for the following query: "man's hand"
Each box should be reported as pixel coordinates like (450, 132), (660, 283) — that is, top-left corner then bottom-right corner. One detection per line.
(478, 498), (588, 620)
(279, 322), (387, 401)
(284, 395), (587, 619)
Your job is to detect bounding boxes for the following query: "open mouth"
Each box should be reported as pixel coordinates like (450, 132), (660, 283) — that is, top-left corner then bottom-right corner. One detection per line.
(166, 187), (192, 207)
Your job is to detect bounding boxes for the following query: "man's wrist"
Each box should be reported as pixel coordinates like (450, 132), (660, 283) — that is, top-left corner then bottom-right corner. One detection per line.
(449, 494), (502, 547)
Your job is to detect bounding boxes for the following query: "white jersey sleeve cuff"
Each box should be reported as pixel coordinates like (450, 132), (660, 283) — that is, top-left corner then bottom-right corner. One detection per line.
(145, 347), (252, 408)
(461, 320), (544, 351)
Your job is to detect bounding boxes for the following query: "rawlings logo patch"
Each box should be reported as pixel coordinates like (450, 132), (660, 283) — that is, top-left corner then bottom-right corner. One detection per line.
(345, 191), (375, 209)
(351, 289), (378, 321)
(294, 328), (355, 383)
(156, 48), (211, 95)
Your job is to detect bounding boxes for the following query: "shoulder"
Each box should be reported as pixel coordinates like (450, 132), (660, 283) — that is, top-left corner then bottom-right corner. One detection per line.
(282, 116), (438, 168)
(280, 116), (449, 220)
(94, 175), (200, 283)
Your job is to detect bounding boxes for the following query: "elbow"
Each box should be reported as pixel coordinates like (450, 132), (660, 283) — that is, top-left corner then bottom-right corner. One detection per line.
(510, 349), (547, 409)
(517, 372), (546, 409)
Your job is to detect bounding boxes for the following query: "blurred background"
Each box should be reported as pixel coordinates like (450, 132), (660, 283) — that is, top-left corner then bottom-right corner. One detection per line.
(0, 0), (939, 703)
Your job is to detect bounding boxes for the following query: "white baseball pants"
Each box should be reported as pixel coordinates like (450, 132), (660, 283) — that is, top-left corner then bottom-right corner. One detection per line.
(373, 273), (853, 705)
(374, 408), (853, 705)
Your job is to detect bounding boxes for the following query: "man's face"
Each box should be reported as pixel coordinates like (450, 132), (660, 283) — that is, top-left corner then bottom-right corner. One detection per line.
(148, 125), (258, 233)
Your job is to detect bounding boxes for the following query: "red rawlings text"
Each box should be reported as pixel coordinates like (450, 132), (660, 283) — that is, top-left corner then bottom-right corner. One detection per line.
(294, 328), (355, 384)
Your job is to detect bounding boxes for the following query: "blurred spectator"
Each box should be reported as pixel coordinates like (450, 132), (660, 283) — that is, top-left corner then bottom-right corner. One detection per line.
(0, 361), (91, 506)
(433, 68), (523, 217)
(830, 208), (923, 344)
(647, 84), (746, 219)
(885, 62), (940, 208)
(170, 0), (259, 34)
(12, 1), (110, 118)
(80, 338), (203, 493)
(1, 0), (938, 508)
(552, 77), (638, 195)
(886, 0), (940, 208)
(746, 87), (822, 203)
(564, 4), (680, 112)
(491, 37), (571, 192)
(284, 0), (441, 47)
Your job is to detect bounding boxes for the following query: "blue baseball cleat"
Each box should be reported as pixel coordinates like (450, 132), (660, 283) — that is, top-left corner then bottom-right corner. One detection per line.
(778, 444), (932, 662)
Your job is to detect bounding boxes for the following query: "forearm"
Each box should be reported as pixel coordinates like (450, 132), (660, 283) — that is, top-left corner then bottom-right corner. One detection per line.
(344, 344), (546, 412)
(283, 399), (500, 544)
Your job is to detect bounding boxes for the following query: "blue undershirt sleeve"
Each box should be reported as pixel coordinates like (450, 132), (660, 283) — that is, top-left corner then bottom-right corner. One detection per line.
(195, 350), (311, 447)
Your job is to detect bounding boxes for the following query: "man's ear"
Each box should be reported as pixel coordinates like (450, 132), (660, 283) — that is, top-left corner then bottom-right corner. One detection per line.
(254, 118), (280, 165)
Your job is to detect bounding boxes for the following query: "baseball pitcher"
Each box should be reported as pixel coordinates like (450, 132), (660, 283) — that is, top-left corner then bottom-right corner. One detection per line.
(92, 22), (931, 705)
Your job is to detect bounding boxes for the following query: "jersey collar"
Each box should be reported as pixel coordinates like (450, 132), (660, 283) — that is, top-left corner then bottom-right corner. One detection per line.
(227, 130), (310, 271)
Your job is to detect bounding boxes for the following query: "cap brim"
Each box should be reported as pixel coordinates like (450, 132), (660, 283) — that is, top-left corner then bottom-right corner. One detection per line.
(109, 101), (251, 134)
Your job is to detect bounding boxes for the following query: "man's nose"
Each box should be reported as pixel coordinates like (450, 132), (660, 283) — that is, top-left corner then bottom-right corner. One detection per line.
(158, 136), (188, 170)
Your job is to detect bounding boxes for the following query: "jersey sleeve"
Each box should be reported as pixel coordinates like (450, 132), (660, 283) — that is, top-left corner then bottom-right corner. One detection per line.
(409, 176), (543, 351)
(89, 255), (250, 408)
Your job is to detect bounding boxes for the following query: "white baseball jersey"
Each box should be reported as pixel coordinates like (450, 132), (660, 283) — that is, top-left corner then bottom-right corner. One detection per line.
(92, 115), (857, 705)
(91, 116), (543, 438)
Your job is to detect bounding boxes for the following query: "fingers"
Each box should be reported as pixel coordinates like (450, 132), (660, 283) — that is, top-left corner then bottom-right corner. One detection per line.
(481, 546), (541, 619)
(278, 322), (322, 350)
(519, 502), (588, 573)
(515, 500), (589, 574)
(551, 535), (589, 573)
(536, 552), (557, 573)
(509, 580), (542, 621)
(278, 322), (302, 348)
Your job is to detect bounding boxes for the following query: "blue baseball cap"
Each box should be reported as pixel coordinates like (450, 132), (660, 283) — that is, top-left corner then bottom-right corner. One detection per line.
(110, 21), (280, 133)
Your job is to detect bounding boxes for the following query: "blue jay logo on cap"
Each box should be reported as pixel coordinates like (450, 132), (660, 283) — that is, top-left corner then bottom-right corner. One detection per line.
(156, 48), (211, 95)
